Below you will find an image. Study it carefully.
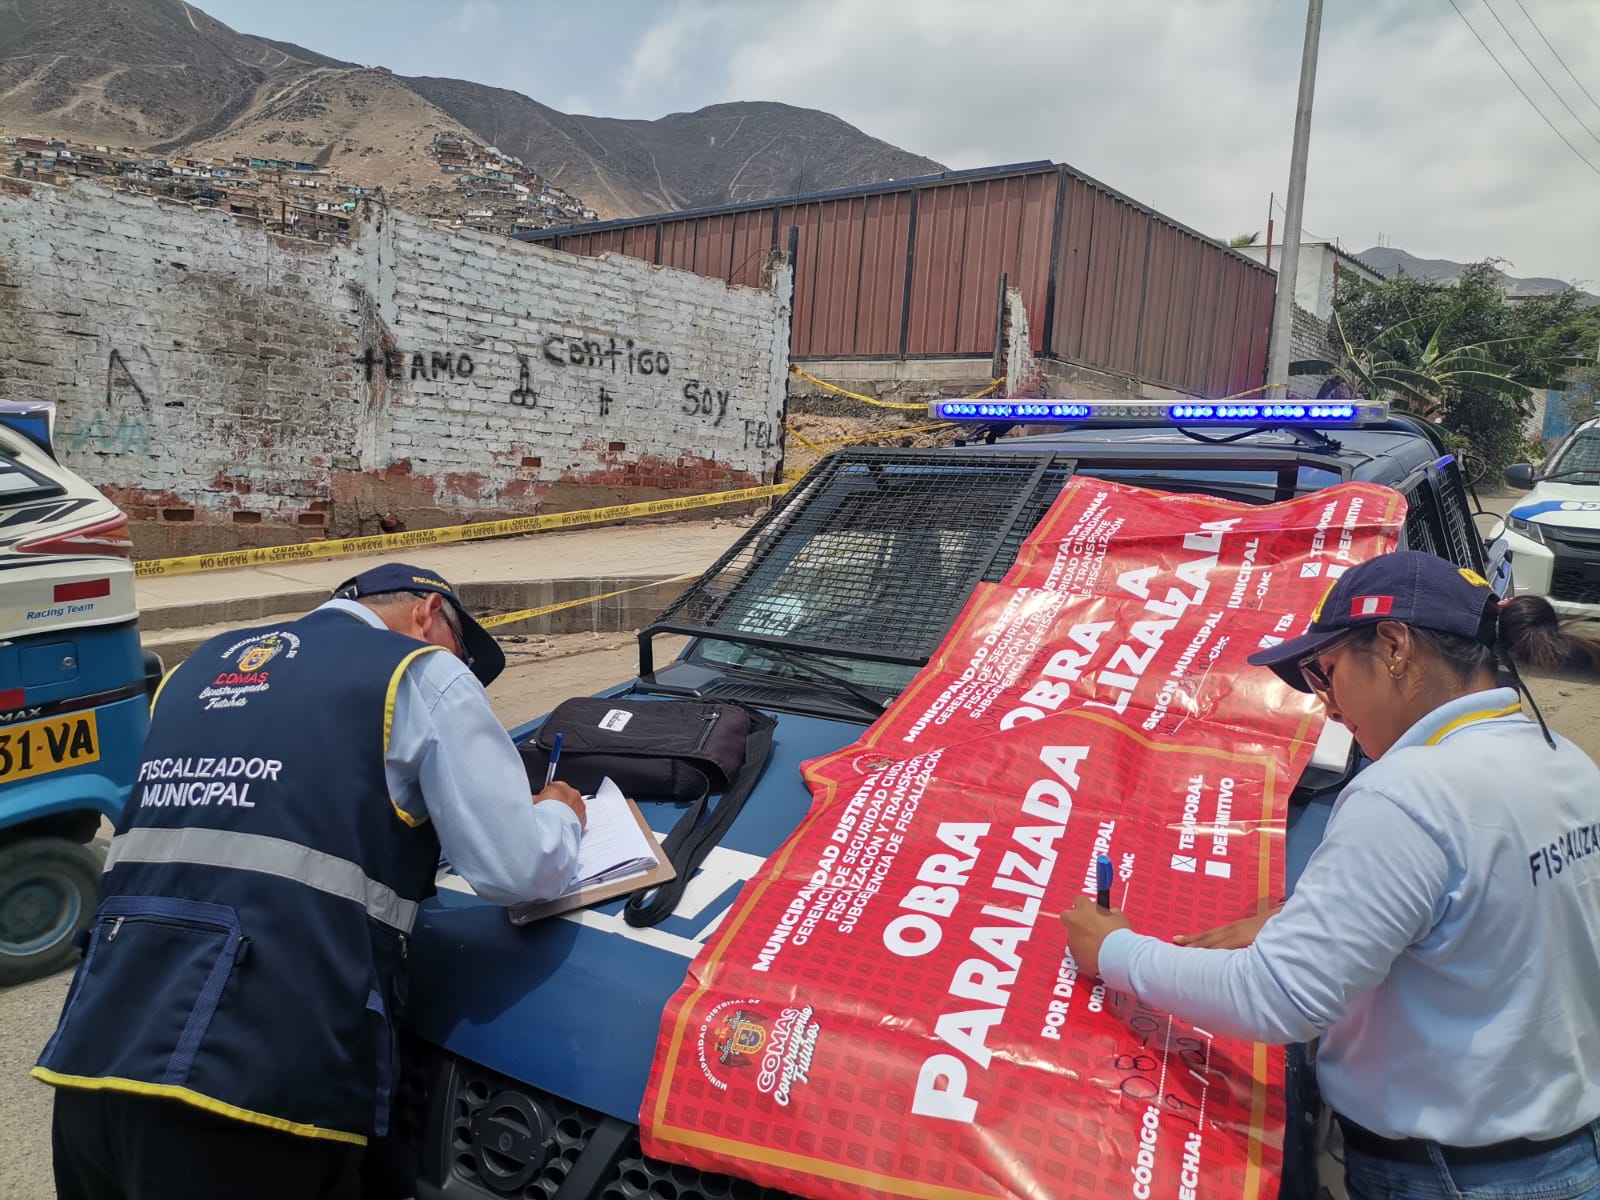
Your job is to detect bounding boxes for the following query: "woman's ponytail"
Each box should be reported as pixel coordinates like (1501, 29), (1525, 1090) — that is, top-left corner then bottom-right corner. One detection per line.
(1497, 595), (1600, 679)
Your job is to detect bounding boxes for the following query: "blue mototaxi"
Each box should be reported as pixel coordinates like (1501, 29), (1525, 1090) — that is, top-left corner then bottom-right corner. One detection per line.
(0, 400), (158, 987)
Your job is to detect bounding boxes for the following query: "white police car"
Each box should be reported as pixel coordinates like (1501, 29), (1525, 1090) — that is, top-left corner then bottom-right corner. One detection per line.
(1500, 415), (1600, 617)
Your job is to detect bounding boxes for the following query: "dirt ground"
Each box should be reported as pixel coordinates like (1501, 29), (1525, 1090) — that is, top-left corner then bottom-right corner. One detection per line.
(484, 631), (687, 726)
(781, 409), (959, 474)
(1516, 670), (1600, 761)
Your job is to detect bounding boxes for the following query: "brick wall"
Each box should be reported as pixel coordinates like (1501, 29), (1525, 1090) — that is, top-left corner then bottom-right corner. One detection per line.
(0, 179), (791, 555)
(1003, 287), (1046, 400)
(1286, 303), (1337, 399)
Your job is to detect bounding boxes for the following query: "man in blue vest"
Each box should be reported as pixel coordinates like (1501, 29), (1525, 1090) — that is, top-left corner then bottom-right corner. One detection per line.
(35, 562), (587, 1200)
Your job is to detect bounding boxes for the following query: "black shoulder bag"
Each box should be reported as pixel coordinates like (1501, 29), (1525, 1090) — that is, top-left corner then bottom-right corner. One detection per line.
(518, 697), (777, 927)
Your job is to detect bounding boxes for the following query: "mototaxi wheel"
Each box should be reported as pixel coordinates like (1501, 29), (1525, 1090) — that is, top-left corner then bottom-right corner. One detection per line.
(0, 836), (101, 987)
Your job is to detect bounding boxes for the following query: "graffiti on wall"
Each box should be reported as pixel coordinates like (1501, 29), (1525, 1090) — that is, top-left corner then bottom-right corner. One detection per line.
(542, 335), (670, 376)
(742, 419), (776, 450)
(57, 349), (154, 455)
(104, 348), (150, 406)
(351, 330), (749, 435)
(352, 346), (476, 382)
(57, 413), (152, 456)
(509, 356), (539, 407)
(681, 380), (732, 427)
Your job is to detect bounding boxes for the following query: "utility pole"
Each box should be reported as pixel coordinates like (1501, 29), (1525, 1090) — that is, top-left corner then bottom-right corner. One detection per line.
(1265, 191), (1275, 270)
(1265, 0), (1324, 401)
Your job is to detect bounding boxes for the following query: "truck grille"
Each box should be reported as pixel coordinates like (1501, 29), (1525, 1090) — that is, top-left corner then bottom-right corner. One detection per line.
(398, 1046), (801, 1200)
(1551, 560), (1600, 604)
(1544, 525), (1600, 604)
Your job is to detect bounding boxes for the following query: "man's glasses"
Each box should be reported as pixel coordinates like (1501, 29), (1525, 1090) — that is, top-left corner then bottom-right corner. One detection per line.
(1298, 634), (1352, 695)
(437, 602), (473, 669)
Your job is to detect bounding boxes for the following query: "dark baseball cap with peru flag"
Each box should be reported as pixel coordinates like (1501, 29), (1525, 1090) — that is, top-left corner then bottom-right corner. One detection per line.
(1247, 550), (1498, 692)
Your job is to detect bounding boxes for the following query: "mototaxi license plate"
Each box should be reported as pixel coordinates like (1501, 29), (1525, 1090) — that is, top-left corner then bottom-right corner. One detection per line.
(0, 712), (101, 784)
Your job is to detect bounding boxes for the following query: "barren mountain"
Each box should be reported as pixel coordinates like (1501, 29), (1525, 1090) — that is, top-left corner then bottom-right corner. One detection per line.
(0, 0), (321, 148)
(403, 79), (947, 219)
(1, 0), (945, 222)
(180, 66), (484, 199)
(1358, 246), (1599, 305)
(393, 78), (654, 219)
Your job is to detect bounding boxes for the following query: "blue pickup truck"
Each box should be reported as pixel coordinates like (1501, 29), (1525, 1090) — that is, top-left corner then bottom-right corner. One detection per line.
(392, 401), (1503, 1200)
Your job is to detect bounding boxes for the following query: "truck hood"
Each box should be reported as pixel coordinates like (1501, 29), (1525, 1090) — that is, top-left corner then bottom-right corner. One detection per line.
(1509, 483), (1600, 530)
(405, 707), (866, 1123)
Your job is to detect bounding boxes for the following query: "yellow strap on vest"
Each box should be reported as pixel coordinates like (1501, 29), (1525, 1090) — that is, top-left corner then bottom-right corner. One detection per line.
(31, 1068), (367, 1145)
(148, 665), (178, 714)
(385, 646), (448, 828)
(1424, 702), (1524, 746)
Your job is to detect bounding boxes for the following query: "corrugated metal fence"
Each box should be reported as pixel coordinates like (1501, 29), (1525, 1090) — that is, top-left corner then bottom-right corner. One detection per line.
(520, 162), (1276, 399)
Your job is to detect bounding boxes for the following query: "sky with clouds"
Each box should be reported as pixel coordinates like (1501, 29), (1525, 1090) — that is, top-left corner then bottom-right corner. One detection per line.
(198, 0), (1600, 288)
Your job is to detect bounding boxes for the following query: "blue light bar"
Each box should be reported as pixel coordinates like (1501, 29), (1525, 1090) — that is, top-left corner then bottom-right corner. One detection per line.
(929, 398), (1390, 427)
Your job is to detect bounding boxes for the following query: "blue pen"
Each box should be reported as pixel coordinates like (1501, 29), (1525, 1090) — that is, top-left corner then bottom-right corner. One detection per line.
(1096, 853), (1114, 912)
(543, 731), (563, 788)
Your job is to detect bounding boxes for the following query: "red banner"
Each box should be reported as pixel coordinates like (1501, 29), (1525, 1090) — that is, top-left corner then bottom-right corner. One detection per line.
(642, 479), (1405, 1200)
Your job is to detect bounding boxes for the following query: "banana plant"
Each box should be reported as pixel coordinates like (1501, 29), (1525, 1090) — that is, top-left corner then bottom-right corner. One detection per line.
(1291, 305), (1530, 417)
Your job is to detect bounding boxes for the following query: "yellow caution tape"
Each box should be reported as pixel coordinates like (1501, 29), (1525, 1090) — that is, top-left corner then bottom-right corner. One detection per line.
(1216, 382), (1291, 401)
(789, 365), (1005, 410)
(135, 483), (794, 579)
(792, 360), (1280, 414)
(482, 574), (697, 630)
(782, 424), (830, 454)
(794, 365), (1284, 411)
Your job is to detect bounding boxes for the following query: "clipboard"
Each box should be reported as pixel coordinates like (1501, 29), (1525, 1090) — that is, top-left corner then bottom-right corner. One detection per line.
(507, 793), (677, 925)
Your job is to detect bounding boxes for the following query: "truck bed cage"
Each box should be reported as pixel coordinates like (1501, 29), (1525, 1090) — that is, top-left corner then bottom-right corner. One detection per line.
(639, 449), (1078, 677)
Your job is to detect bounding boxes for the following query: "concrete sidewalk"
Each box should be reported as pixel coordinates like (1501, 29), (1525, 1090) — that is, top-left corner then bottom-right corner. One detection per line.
(135, 517), (749, 660)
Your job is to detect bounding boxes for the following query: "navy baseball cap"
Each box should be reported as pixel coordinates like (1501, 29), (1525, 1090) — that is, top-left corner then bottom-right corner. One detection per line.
(1247, 550), (1497, 692)
(333, 562), (506, 686)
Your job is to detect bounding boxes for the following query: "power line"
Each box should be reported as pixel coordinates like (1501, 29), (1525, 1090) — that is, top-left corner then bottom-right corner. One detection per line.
(1272, 196), (1334, 246)
(1510, 0), (1600, 119)
(1446, 0), (1600, 178)
(1479, 0), (1600, 148)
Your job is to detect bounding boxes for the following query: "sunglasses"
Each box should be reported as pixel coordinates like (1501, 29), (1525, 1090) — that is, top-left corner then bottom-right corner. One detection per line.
(436, 601), (474, 669)
(1297, 633), (1353, 695)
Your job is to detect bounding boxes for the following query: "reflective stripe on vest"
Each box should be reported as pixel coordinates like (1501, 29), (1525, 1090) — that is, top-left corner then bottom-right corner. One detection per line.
(105, 827), (420, 933)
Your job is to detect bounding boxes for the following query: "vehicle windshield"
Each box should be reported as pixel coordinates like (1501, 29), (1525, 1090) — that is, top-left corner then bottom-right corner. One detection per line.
(687, 456), (1337, 700)
(1075, 462), (1343, 502)
(1544, 428), (1600, 482)
(698, 640), (918, 697)
(692, 523), (995, 695)
(0, 446), (63, 507)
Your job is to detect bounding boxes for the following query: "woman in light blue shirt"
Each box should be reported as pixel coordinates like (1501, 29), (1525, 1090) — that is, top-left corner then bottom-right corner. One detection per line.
(1065, 551), (1600, 1200)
